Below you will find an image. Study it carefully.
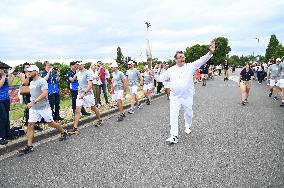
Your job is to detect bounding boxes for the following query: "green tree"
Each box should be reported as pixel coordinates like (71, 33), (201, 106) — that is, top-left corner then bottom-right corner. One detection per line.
(228, 55), (240, 66)
(152, 58), (163, 67)
(34, 61), (44, 71)
(185, 44), (208, 63)
(14, 64), (23, 74)
(116, 47), (126, 73)
(274, 44), (284, 59)
(265, 34), (279, 60)
(85, 62), (92, 70)
(137, 62), (147, 72)
(58, 63), (70, 89)
(163, 59), (175, 67)
(212, 37), (231, 65)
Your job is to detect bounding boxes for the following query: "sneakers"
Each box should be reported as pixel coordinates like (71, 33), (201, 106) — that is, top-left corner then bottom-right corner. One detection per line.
(117, 113), (125, 121)
(82, 112), (91, 116)
(273, 96), (278, 100)
(59, 131), (68, 141)
(146, 99), (151, 105)
(95, 119), (103, 127)
(166, 135), (178, 144)
(56, 117), (65, 121)
(280, 102), (284, 107)
(136, 103), (142, 109)
(244, 99), (248, 103)
(185, 128), (192, 134)
(128, 108), (134, 114)
(167, 95), (170, 100)
(268, 92), (272, 97)
(0, 138), (8, 145)
(67, 127), (78, 135)
(34, 125), (43, 131)
(241, 101), (246, 106)
(117, 114), (124, 121)
(19, 145), (34, 154)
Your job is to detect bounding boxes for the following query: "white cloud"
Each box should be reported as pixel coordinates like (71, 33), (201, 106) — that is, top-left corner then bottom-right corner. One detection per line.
(0, 0), (284, 64)
(47, 25), (86, 35)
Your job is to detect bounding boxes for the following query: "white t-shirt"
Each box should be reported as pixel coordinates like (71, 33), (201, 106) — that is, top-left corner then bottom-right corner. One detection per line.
(156, 52), (212, 98)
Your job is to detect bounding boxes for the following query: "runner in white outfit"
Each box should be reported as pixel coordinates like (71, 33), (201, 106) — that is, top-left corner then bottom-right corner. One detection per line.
(155, 41), (215, 144)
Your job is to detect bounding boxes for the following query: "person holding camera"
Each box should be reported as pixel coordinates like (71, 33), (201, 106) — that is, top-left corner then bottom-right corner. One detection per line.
(0, 61), (14, 145)
(41, 61), (64, 121)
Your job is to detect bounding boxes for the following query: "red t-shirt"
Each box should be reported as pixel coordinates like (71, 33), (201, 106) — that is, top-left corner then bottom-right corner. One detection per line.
(98, 67), (106, 83)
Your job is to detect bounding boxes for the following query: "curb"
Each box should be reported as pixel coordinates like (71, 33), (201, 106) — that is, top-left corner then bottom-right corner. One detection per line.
(0, 93), (164, 156)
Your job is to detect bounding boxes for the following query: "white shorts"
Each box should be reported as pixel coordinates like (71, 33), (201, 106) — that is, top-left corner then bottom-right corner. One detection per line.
(269, 79), (277, 87)
(111, 90), (124, 101)
(201, 74), (208, 79)
(129, 85), (138, 95)
(76, 94), (96, 107)
(143, 83), (153, 91)
(163, 82), (170, 89)
(276, 79), (284, 88)
(28, 107), (53, 123)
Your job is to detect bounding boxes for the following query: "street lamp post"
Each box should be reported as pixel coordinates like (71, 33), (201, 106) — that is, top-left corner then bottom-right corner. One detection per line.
(145, 21), (152, 68)
(255, 37), (260, 61)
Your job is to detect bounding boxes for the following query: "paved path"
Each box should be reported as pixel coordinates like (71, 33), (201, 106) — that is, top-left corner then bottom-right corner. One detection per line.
(1, 70), (283, 187)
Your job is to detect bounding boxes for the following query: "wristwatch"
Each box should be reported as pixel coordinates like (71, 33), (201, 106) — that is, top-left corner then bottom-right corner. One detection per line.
(34, 100), (37, 104)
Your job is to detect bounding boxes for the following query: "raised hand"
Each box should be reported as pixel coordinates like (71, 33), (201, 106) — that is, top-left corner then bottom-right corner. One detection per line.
(8, 67), (15, 75)
(209, 40), (216, 54)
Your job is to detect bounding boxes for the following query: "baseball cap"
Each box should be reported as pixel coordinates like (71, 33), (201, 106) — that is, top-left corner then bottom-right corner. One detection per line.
(26, 65), (39, 72)
(110, 62), (119, 68)
(76, 61), (84, 65)
(70, 61), (77, 66)
(0, 61), (11, 69)
(127, 60), (134, 65)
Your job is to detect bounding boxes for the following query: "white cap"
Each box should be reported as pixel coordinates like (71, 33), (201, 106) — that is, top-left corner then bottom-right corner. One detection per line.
(127, 60), (134, 65)
(77, 61), (84, 65)
(27, 65), (39, 72)
(110, 62), (119, 68)
(276, 58), (281, 62)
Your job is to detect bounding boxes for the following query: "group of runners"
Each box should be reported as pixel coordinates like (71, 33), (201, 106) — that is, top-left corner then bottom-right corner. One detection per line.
(4, 39), (283, 154)
(237, 57), (284, 107)
(11, 40), (215, 153)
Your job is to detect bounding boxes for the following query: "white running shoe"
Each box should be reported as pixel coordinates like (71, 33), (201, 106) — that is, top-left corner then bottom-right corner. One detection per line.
(166, 135), (178, 144)
(185, 128), (192, 134)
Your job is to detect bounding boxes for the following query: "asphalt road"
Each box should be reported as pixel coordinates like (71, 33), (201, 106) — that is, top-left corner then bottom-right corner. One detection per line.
(1, 70), (283, 187)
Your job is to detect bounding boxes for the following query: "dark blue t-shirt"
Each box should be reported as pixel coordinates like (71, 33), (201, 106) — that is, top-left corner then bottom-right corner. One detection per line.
(66, 70), (79, 90)
(240, 68), (254, 81)
(0, 75), (9, 100)
(41, 70), (59, 94)
(200, 64), (209, 74)
(224, 63), (229, 70)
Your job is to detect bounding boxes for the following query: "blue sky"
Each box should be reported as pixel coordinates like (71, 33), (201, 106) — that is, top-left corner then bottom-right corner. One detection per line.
(1, 0), (284, 65)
